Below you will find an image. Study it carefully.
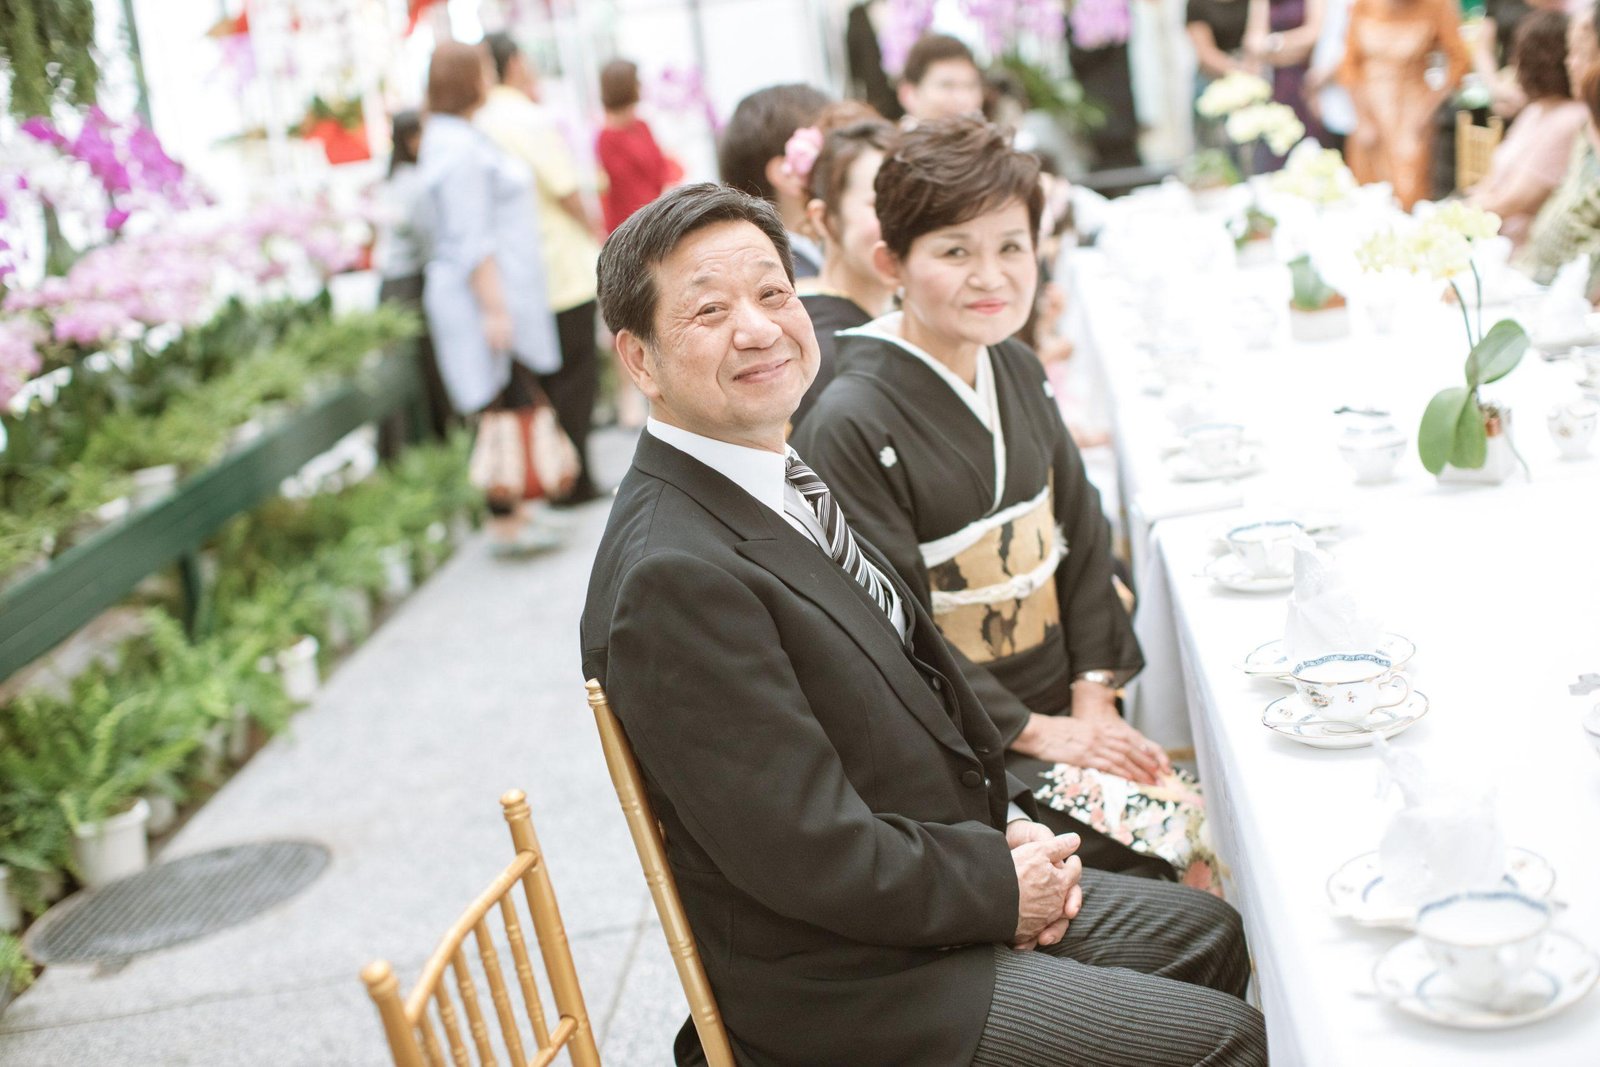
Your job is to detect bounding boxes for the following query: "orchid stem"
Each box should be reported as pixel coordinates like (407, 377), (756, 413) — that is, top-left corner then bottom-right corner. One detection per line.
(1469, 260), (1484, 344)
(1449, 280), (1474, 350)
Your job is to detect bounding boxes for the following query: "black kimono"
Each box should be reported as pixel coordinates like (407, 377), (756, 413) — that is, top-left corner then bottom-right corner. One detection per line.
(792, 321), (1167, 878)
(794, 292), (873, 429)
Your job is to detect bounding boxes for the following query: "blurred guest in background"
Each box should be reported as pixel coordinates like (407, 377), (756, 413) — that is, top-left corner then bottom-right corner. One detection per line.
(792, 105), (896, 428)
(1515, 5), (1600, 286)
(417, 42), (563, 552)
(1246, 0), (1327, 158)
(595, 59), (675, 236)
(480, 33), (604, 505)
(897, 34), (985, 124)
(1338, 0), (1469, 208)
(1304, 0), (1356, 154)
(375, 109), (452, 439)
(1470, 11), (1586, 248)
(718, 83), (832, 276)
(1187, 0), (1255, 150)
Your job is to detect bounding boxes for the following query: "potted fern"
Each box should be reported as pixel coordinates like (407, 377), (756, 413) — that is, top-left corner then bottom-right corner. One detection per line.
(1357, 204), (1528, 483)
(1287, 254), (1350, 342)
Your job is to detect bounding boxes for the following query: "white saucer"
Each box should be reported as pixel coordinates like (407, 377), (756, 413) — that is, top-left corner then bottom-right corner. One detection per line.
(1262, 690), (1429, 748)
(1328, 847), (1558, 928)
(1372, 932), (1598, 1029)
(1167, 448), (1265, 483)
(1239, 632), (1416, 679)
(1204, 554), (1293, 593)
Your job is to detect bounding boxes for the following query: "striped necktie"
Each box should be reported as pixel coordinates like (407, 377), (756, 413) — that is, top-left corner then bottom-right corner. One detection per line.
(784, 450), (902, 632)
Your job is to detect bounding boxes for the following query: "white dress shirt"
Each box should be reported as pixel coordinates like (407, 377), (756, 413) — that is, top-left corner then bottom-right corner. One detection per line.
(646, 418), (907, 640)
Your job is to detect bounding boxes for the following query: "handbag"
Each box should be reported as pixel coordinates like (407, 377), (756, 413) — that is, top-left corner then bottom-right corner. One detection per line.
(468, 388), (580, 504)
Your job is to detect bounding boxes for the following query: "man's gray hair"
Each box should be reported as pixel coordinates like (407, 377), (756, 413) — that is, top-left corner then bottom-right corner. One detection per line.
(596, 183), (794, 346)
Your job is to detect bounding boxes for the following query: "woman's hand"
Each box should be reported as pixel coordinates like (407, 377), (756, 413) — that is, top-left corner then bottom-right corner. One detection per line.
(483, 308), (514, 354)
(1012, 709), (1167, 784)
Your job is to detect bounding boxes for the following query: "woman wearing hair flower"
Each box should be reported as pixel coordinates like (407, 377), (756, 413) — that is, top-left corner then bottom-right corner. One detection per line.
(789, 104), (897, 428)
(792, 118), (1214, 887)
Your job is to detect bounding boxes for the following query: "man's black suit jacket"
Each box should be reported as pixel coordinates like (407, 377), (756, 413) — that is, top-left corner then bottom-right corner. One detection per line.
(581, 431), (1038, 1067)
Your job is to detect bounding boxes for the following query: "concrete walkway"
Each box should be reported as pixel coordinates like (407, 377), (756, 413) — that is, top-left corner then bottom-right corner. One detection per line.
(0, 428), (687, 1066)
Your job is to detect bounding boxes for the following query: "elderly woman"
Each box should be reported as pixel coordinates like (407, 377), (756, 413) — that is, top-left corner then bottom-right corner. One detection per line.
(417, 42), (562, 551)
(792, 118), (1213, 887)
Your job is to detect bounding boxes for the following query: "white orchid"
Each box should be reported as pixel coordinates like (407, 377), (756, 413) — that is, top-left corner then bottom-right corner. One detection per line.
(1428, 200), (1502, 241)
(1272, 141), (1356, 204)
(1197, 72), (1272, 118)
(1224, 102), (1304, 156)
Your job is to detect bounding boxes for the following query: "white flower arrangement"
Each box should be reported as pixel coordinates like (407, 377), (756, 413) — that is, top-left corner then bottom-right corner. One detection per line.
(1224, 102), (1306, 157)
(1271, 140), (1356, 205)
(1196, 72), (1272, 118)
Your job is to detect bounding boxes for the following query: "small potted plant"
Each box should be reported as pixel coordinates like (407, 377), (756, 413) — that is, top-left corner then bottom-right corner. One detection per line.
(1357, 204), (1529, 484)
(1231, 203), (1278, 267)
(0, 933), (33, 1017)
(1287, 255), (1350, 341)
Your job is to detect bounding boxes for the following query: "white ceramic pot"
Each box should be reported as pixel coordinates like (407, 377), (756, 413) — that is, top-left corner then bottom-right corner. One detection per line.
(379, 543), (413, 603)
(198, 723), (228, 781)
(227, 703), (252, 764)
(326, 589), (371, 651)
(141, 791), (178, 836)
(1439, 410), (1520, 485)
(71, 797), (151, 889)
(1236, 238), (1276, 269)
(276, 636), (321, 704)
(0, 866), (21, 933)
(1339, 433), (1407, 485)
(449, 512), (474, 548)
(37, 869), (64, 904)
(130, 464), (179, 509)
(1288, 305), (1352, 343)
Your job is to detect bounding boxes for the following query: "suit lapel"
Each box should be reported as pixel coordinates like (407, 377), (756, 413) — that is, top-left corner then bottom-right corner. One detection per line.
(737, 535), (971, 757)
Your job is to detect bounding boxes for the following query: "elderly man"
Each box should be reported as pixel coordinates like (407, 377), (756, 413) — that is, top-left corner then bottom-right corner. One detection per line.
(580, 184), (1267, 1067)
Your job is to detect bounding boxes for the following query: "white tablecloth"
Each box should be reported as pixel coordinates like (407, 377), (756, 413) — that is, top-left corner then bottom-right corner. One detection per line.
(1063, 245), (1598, 750)
(1062, 218), (1600, 1062)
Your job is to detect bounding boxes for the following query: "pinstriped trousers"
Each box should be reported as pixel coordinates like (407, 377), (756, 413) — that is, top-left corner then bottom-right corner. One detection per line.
(972, 869), (1269, 1066)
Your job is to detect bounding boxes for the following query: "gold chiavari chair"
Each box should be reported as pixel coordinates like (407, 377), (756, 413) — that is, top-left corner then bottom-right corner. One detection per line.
(585, 680), (738, 1067)
(361, 790), (601, 1067)
(1456, 111), (1504, 192)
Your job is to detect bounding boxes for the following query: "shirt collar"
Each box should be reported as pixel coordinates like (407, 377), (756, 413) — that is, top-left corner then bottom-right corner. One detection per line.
(645, 418), (789, 517)
(840, 312), (994, 428)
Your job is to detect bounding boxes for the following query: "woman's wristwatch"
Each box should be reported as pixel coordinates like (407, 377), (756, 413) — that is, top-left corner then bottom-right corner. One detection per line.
(1072, 669), (1117, 688)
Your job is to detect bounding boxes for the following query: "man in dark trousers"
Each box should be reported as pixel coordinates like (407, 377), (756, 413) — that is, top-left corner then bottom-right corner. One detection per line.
(580, 182), (1266, 1067)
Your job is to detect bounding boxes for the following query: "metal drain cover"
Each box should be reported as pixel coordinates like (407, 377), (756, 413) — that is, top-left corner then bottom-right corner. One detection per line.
(26, 841), (330, 964)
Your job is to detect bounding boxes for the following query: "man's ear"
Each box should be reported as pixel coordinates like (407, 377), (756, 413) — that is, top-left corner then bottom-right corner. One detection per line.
(614, 330), (661, 402)
(765, 155), (805, 205)
(871, 241), (902, 288)
(896, 80), (918, 119)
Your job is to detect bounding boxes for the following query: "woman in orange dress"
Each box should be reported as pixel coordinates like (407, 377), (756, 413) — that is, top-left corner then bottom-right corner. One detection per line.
(1338, 0), (1470, 207)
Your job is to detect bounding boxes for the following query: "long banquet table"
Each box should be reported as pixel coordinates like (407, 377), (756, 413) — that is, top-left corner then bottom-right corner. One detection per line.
(1062, 201), (1600, 1064)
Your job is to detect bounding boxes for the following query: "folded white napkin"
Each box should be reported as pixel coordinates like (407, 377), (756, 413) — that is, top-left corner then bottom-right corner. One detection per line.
(1535, 257), (1593, 343)
(1375, 741), (1506, 908)
(1282, 543), (1383, 662)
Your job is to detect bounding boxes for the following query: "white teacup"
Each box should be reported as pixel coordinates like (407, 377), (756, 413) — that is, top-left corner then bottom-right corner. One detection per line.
(1224, 520), (1303, 578)
(1290, 652), (1411, 724)
(1547, 401), (1598, 458)
(1415, 891), (1552, 1007)
(1184, 423), (1246, 471)
(1339, 435), (1407, 484)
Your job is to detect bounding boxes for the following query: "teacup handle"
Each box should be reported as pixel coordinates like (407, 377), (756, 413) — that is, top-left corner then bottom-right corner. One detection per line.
(1375, 671), (1412, 710)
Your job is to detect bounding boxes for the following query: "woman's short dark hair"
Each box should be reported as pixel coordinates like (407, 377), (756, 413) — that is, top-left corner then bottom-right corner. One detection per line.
(427, 42), (486, 116)
(1515, 11), (1572, 100)
(389, 109), (421, 175)
(807, 110), (894, 229)
(718, 84), (831, 202)
(901, 34), (978, 86)
(874, 117), (1043, 259)
(597, 183), (794, 345)
(483, 31), (519, 84)
(600, 59), (641, 110)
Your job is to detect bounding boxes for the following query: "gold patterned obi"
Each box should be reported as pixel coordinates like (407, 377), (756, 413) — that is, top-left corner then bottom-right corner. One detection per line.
(920, 484), (1063, 664)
